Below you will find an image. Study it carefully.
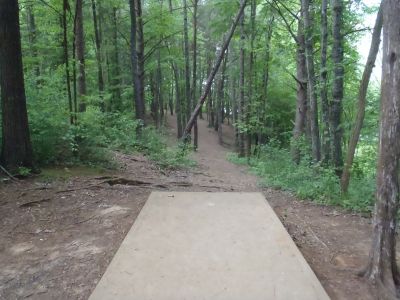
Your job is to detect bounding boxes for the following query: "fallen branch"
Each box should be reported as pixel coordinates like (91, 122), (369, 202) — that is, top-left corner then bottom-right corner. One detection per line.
(19, 198), (51, 208)
(0, 164), (18, 181)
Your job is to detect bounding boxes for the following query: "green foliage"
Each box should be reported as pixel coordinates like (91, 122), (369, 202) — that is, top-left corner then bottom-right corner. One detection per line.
(228, 142), (375, 213)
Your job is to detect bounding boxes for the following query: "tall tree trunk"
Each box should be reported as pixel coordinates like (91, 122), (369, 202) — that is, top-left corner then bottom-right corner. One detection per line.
(331, 0), (344, 175)
(26, 3), (40, 80)
(129, 0), (144, 123)
(192, 0), (199, 149)
(361, 2), (400, 298)
(135, 0), (146, 120)
(291, 16), (308, 163)
(91, 0), (105, 111)
(183, 0), (247, 137)
(62, 0), (74, 125)
(238, 0), (246, 157)
(320, 0), (330, 164)
(340, 4), (383, 193)
(183, 0), (191, 125)
(75, 0), (86, 112)
(111, 7), (122, 111)
(0, 0), (33, 171)
(301, 0), (321, 162)
(217, 50), (228, 145)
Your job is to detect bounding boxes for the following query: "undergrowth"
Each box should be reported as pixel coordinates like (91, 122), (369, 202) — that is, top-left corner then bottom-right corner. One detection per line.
(29, 107), (193, 170)
(228, 143), (375, 213)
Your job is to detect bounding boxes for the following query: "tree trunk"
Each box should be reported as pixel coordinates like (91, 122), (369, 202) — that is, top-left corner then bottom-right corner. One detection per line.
(340, 4), (383, 193)
(183, 0), (247, 138)
(62, 0), (74, 125)
(291, 15), (308, 164)
(331, 0), (344, 175)
(238, 0), (246, 157)
(129, 0), (144, 123)
(91, 0), (105, 111)
(111, 7), (122, 111)
(217, 51), (228, 145)
(75, 0), (86, 112)
(320, 0), (330, 164)
(135, 0), (146, 120)
(301, 0), (321, 162)
(0, 0), (33, 171)
(192, 0), (199, 150)
(26, 3), (40, 80)
(361, 2), (400, 298)
(183, 0), (191, 125)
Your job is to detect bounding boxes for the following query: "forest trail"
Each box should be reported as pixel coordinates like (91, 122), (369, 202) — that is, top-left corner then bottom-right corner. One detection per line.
(0, 116), (376, 300)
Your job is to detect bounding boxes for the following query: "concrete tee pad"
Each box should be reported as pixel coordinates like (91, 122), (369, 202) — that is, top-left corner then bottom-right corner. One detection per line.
(89, 192), (330, 300)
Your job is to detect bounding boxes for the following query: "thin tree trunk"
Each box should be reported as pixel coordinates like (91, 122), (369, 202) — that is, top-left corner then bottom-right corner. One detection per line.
(62, 0), (74, 125)
(340, 4), (383, 193)
(111, 7), (122, 111)
(183, 0), (247, 137)
(238, 0), (246, 157)
(301, 0), (321, 162)
(135, 0), (146, 120)
(361, 2), (400, 298)
(183, 0), (191, 125)
(26, 3), (40, 80)
(192, 0), (199, 149)
(331, 0), (344, 175)
(217, 51), (228, 145)
(91, 0), (105, 111)
(320, 0), (330, 164)
(75, 0), (86, 112)
(129, 0), (144, 123)
(0, 0), (33, 171)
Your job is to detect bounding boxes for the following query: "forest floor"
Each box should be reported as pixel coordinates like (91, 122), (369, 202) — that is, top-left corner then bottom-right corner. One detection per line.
(0, 115), (378, 300)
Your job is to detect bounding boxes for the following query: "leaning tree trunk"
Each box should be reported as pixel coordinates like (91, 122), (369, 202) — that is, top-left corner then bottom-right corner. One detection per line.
(75, 0), (87, 112)
(331, 0), (344, 175)
(183, 0), (247, 138)
(340, 4), (383, 193)
(361, 2), (400, 299)
(0, 0), (33, 171)
(301, 0), (320, 162)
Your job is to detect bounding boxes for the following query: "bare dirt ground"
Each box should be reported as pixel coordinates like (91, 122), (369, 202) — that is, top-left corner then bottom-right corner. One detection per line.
(0, 115), (377, 300)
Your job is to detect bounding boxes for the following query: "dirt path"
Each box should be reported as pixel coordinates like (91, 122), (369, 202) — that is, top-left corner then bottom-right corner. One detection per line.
(0, 116), (376, 300)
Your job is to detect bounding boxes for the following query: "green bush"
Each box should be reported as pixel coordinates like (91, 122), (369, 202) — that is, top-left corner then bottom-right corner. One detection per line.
(228, 143), (375, 213)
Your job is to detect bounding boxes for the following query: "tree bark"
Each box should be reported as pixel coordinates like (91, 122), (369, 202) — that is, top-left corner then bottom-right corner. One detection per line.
(291, 15), (308, 164)
(183, 0), (191, 125)
(26, 3), (40, 80)
(129, 0), (145, 124)
(183, 0), (247, 138)
(301, 0), (321, 162)
(361, 2), (400, 298)
(0, 0), (33, 171)
(331, 0), (344, 175)
(238, 0), (246, 157)
(192, 0), (199, 149)
(135, 0), (146, 120)
(340, 4), (383, 193)
(75, 0), (87, 112)
(111, 7), (122, 111)
(91, 0), (105, 111)
(320, 0), (330, 164)
(62, 0), (74, 125)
